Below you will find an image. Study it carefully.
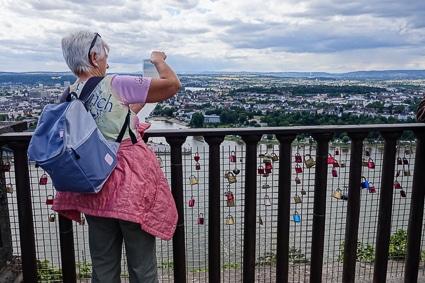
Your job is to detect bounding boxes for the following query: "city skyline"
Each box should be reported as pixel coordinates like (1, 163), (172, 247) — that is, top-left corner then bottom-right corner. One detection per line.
(1, 0), (425, 74)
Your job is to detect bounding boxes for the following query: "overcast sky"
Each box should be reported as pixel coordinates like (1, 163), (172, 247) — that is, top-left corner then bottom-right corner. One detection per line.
(1, 0), (424, 74)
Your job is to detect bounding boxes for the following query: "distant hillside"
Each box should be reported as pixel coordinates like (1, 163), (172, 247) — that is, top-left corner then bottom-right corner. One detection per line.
(1, 70), (425, 86)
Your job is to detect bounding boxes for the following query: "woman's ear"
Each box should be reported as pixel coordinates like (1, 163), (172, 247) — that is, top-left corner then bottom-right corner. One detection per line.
(89, 52), (98, 67)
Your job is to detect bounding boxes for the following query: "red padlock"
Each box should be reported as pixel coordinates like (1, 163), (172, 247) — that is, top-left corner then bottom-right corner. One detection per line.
(400, 190), (406, 197)
(403, 157), (409, 165)
(189, 196), (195, 207)
(265, 163), (273, 174)
(258, 165), (265, 175)
(335, 148), (339, 155)
(333, 160), (340, 168)
(2, 162), (11, 172)
(369, 186), (376, 193)
(295, 164), (303, 174)
(226, 191), (234, 200)
(39, 174), (48, 185)
(198, 213), (204, 225)
(295, 177), (301, 184)
(45, 195), (54, 205)
(327, 154), (335, 165)
(194, 152), (200, 162)
(294, 153), (302, 163)
(195, 162), (201, 170)
(368, 158), (375, 169)
(394, 180), (402, 189)
(230, 151), (236, 163)
(331, 168), (338, 177)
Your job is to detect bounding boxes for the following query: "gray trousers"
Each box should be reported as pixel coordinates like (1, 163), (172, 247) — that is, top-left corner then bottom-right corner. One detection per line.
(85, 215), (158, 283)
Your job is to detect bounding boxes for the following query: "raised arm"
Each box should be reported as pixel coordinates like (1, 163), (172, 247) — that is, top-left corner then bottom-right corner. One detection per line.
(145, 51), (181, 103)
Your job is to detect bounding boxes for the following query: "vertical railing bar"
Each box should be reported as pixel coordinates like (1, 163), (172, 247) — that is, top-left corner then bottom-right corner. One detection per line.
(275, 134), (297, 283)
(373, 131), (401, 282)
(309, 132), (334, 281)
(204, 136), (225, 283)
(405, 130), (425, 282)
(8, 141), (38, 283)
(241, 134), (262, 283)
(343, 132), (369, 283)
(58, 215), (77, 283)
(166, 136), (187, 283)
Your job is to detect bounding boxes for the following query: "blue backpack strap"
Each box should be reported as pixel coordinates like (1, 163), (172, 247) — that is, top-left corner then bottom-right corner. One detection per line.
(60, 76), (104, 103)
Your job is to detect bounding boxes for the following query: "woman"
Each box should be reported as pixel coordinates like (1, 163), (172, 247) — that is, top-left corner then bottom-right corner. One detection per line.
(52, 30), (180, 283)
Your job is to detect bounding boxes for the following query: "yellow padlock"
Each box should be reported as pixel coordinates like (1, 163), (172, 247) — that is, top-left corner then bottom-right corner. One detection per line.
(271, 153), (279, 162)
(6, 183), (13, 194)
(304, 154), (315, 168)
(294, 194), (302, 203)
(225, 171), (237, 184)
(333, 188), (342, 199)
(189, 175), (198, 185)
(226, 215), (234, 225)
(48, 213), (56, 222)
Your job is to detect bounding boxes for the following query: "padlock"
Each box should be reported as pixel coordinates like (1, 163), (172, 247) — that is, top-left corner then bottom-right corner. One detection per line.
(403, 157), (409, 165)
(364, 147), (370, 156)
(188, 196), (195, 207)
(45, 195), (54, 205)
(295, 177), (301, 185)
(157, 156), (163, 168)
(304, 154), (315, 168)
(258, 215), (263, 225)
(226, 191), (234, 200)
(362, 159), (369, 167)
(2, 162), (11, 172)
(48, 213), (56, 222)
(294, 194), (302, 203)
(230, 151), (237, 163)
(39, 174), (48, 185)
(397, 157), (402, 165)
(265, 163), (273, 174)
(327, 153), (335, 165)
(369, 185), (376, 193)
(257, 165), (265, 175)
(294, 153), (302, 163)
(333, 188), (342, 199)
(262, 173), (270, 178)
(262, 183), (270, 189)
(225, 171), (237, 183)
(396, 169), (401, 177)
(368, 158), (375, 169)
(335, 148), (339, 155)
(340, 160), (346, 168)
(6, 184), (13, 194)
(258, 153), (265, 158)
(264, 195), (272, 206)
(263, 155), (272, 164)
(295, 164), (303, 174)
(394, 180), (402, 189)
(194, 152), (200, 162)
(331, 168), (338, 177)
(271, 153), (279, 162)
(79, 216), (86, 225)
(403, 165), (411, 176)
(227, 198), (235, 207)
(189, 175), (199, 185)
(405, 146), (412, 155)
(332, 159), (340, 168)
(293, 211), (301, 223)
(198, 213), (204, 225)
(361, 176), (370, 189)
(400, 189), (406, 198)
(195, 162), (201, 170)
(301, 188), (306, 195)
(341, 147), (349, 153)
(226, 215), (234, 225)
(233, 166), (240, 175)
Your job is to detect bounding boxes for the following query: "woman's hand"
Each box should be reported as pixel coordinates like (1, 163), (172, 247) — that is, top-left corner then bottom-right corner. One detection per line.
(150, 51), (167, 64)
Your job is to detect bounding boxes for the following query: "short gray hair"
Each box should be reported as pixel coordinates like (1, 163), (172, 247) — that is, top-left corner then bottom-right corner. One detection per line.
(61, 30), (110, 75)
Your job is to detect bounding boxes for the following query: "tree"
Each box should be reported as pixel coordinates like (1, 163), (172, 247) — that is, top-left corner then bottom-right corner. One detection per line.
(189, 112), (204, 128)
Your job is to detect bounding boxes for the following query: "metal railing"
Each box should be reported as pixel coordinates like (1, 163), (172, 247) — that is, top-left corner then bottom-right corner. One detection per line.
(1, 123), (425, 283)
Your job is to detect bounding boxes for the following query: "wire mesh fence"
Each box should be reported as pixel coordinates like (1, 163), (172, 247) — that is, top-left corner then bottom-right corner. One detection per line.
(2, 135), (425, 282)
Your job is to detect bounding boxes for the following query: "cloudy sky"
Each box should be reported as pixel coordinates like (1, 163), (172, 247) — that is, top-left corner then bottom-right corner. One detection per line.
(1, 0), (425, 74)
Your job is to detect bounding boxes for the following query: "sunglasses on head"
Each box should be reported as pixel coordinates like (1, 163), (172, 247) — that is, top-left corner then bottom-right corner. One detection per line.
(88, 32), (101, 60)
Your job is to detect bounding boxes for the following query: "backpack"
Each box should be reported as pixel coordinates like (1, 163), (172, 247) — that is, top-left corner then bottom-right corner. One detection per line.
(28, 77), (136, 193)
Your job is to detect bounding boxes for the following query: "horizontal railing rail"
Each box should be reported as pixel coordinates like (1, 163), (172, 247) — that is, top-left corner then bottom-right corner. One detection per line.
(1, 123), (425, 283)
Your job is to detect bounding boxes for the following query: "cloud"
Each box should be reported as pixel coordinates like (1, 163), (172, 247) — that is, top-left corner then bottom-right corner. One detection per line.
(0, 0), (424, 73)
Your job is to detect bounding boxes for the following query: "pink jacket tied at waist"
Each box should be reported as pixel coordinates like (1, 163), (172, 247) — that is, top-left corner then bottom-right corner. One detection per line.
(52, 123), (178, 241)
